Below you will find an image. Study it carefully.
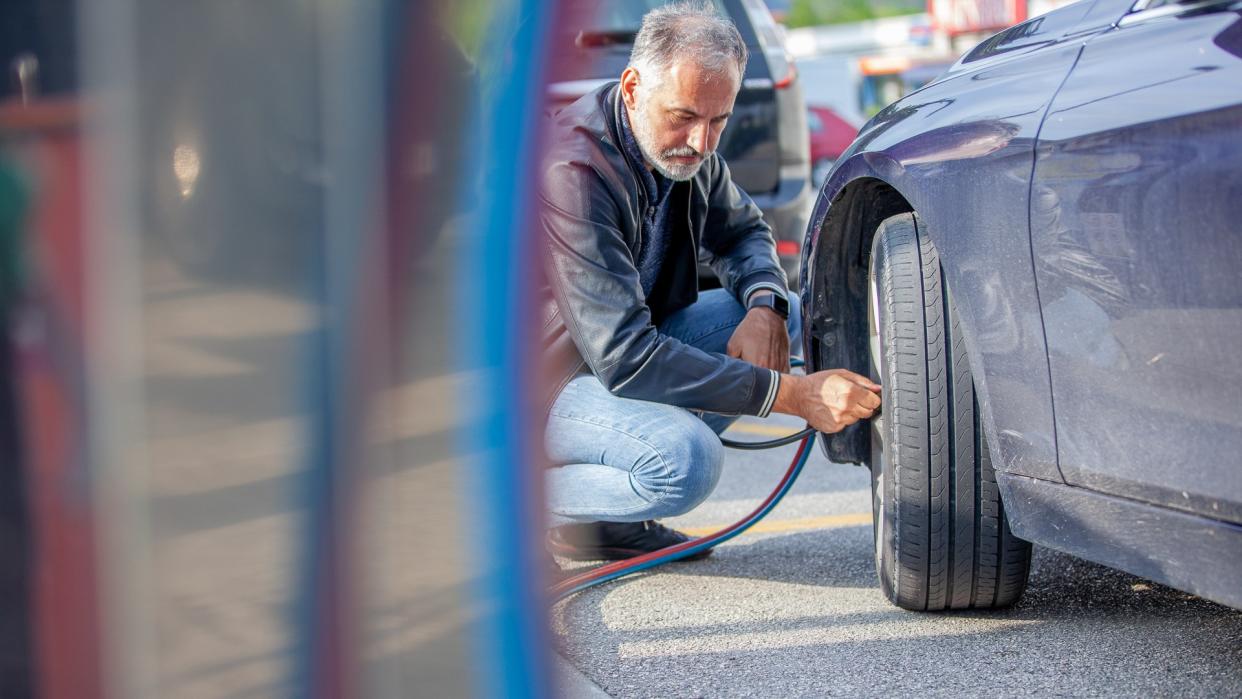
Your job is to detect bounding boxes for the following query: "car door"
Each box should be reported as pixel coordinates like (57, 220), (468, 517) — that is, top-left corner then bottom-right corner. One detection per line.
(1030, 0), (1242, 521)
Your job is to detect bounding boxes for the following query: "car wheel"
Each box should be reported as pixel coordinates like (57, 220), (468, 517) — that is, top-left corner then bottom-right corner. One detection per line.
(867, 212), (1031, 611)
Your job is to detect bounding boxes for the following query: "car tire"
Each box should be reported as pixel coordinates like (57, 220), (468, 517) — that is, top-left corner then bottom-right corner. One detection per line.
(867, 212), (1031, 611)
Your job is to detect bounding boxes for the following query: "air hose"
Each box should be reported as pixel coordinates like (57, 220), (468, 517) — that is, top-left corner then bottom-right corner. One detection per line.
(550, 360), (816, 601)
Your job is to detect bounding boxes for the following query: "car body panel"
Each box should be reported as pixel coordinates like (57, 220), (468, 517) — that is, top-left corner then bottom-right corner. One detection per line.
(1031, 8), (1242, 522)
(999, 471), (1242, 609)
(802, 0), (1123, 481)
(803, 0), (1242, 608)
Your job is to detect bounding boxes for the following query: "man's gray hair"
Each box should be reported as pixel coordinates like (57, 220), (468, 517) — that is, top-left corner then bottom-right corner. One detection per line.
(629, 1), (748, 86)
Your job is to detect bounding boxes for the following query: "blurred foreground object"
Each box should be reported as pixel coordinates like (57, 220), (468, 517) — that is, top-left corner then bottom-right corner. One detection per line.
(1, 0), (557, 696)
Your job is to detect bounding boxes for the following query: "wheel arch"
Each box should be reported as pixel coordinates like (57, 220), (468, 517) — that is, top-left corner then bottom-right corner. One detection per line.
(802, 173), (1020, 480)
(802, 176), (912, 465)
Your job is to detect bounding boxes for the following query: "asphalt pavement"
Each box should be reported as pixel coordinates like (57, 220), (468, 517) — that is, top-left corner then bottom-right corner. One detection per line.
(552, 414), (1242, 698)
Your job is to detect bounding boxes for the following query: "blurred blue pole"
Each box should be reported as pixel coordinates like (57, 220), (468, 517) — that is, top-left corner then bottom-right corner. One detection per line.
(459, 0), (557, 696)
(293, 1), (387, 696)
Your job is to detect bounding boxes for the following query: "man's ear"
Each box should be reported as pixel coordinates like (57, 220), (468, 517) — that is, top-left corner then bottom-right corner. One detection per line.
(619, 66), (640, 110)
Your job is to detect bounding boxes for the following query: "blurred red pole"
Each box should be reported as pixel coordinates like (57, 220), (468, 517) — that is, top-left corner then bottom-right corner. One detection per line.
(2, 98), (105, 699)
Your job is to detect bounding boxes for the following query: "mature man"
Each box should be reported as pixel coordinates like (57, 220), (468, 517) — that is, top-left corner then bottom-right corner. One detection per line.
(539, 1), (879, 561)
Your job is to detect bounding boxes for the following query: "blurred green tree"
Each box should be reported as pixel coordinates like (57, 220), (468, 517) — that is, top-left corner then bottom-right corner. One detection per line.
(786, 0), (924, 28)
(447, 0), (493, 59)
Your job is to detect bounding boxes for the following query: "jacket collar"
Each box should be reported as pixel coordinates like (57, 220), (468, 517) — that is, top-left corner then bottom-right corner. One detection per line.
(604, 83), (653, 198)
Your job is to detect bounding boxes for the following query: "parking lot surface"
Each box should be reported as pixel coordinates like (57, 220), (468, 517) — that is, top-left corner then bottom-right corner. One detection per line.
(553, 415), (1242, 698)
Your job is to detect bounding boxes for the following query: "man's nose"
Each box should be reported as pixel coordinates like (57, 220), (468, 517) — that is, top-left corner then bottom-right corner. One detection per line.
(688, 122), (709, 155)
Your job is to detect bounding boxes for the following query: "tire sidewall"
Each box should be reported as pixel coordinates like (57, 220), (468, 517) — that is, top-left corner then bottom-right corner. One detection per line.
(869, 221), (900, 606)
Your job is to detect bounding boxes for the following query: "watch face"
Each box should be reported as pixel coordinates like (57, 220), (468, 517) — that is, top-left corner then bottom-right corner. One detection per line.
(752, 293), (790, 318)
(772, 294), (790, 318)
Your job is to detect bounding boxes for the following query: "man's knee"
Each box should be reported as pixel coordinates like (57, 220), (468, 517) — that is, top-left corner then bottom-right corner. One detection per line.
(631, 414), (724, 517)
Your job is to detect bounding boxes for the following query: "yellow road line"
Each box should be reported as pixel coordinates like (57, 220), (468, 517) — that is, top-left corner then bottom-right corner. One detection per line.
(680, 511), (870, 538)
(724, 422), (805, 438)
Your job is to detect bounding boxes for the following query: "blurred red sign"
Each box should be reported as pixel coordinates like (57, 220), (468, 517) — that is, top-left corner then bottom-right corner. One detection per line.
(927, 0), (1028, 35)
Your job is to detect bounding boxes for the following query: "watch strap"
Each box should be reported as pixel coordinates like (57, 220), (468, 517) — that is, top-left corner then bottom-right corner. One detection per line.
(747, 292), (789, 319)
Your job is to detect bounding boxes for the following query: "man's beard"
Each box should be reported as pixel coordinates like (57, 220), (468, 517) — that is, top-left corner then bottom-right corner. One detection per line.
(631, 99), (707, 182)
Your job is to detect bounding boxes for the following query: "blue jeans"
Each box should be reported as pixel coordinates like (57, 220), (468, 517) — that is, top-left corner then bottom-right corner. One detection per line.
(544, 288), (802, 527)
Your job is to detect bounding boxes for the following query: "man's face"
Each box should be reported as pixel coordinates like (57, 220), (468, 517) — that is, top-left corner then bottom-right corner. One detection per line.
(621, 60), (740, 181)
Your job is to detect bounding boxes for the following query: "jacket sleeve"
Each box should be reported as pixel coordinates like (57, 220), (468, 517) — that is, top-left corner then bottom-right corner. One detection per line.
(541, 158), (779, 416)
(698, 156), (789, 305)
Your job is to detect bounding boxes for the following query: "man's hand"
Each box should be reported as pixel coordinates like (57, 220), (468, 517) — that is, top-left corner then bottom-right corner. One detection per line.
(727, 293), (790, 373)
(772, 369), (881, 434)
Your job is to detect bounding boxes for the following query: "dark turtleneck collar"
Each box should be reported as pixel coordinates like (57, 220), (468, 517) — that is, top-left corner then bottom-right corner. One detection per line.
(618, 100), (673, 206)
(617, 98), (677, 301)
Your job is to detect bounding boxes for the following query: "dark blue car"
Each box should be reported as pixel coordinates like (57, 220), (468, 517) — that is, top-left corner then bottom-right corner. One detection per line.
(799, 0), (1242, 611)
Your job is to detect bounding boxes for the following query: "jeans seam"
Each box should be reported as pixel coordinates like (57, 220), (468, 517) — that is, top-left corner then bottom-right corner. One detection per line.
(546, 412), (677, 509)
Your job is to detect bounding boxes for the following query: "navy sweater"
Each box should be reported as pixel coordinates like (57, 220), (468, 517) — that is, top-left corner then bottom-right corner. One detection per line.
(618, 105), (677, 303)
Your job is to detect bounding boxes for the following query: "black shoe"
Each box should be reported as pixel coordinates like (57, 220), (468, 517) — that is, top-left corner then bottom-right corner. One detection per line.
(547, 520), (713, 562)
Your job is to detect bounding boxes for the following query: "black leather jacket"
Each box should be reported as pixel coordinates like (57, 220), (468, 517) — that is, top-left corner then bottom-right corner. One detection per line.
(539, 82), (788, 416)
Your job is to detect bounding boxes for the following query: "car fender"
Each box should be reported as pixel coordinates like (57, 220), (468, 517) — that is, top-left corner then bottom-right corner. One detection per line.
(798, 0), (1125, 478)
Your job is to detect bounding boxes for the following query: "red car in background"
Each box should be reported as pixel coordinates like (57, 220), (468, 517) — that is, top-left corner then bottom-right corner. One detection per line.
(807, 104), (859, 187)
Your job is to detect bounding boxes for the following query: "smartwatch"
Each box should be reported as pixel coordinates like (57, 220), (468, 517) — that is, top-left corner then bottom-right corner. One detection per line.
(747, 292), (789, 320)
